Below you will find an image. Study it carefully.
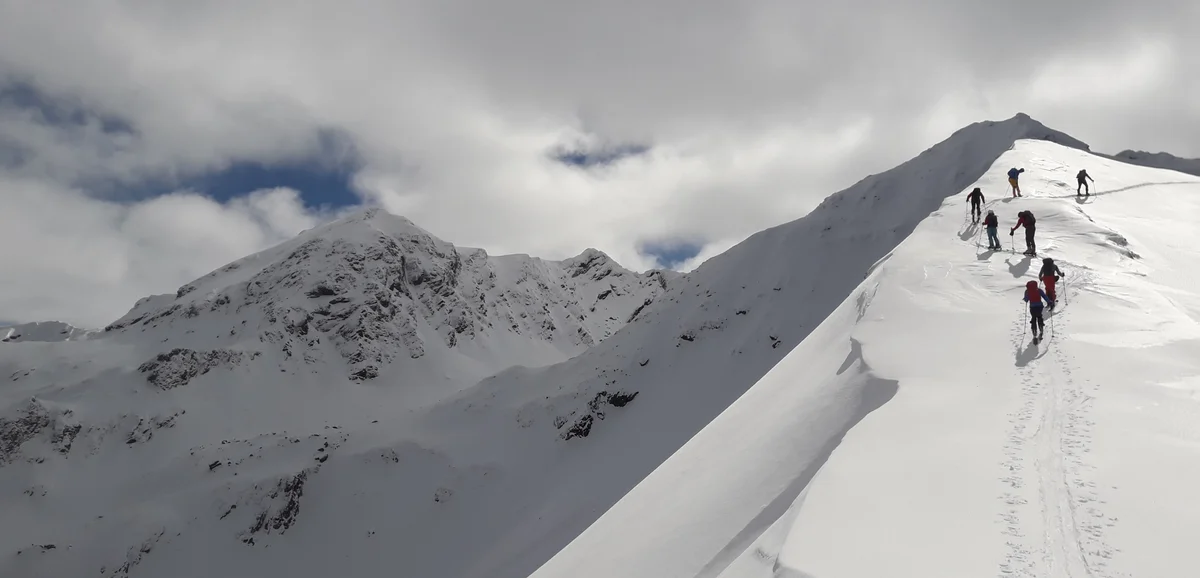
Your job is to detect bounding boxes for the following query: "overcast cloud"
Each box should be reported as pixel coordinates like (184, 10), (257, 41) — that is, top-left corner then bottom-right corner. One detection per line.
(1, 0), (1197, 327)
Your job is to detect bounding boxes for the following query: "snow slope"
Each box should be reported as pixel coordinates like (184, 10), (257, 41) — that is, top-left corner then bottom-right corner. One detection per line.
(0, 113), (1151, 578)
(527, 138), (1200, 578)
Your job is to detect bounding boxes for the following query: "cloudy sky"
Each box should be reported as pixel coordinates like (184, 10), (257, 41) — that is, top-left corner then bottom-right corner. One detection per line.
(1, 0), (1197, 327)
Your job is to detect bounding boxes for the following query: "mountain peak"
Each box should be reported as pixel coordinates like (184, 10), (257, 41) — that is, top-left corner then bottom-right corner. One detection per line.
(309, 206), (436, 244)
(94, 207), (673, 385)
(951, 112), (1091, 154)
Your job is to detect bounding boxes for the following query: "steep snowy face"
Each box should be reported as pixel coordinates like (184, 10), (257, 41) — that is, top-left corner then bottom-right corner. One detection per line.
(1, 321), (96, 343)
(98, 208), (674, 384)
(527, 139), (1200, 578)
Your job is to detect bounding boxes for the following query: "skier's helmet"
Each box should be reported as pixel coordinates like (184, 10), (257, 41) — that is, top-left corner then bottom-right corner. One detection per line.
(1027, 280), (1038, 289)
(987, 209), (994, 215)
(1043, 258), (1053, 264)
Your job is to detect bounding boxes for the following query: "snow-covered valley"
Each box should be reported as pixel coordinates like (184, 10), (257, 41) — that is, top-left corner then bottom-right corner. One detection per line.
(3, 114), (1199, 578)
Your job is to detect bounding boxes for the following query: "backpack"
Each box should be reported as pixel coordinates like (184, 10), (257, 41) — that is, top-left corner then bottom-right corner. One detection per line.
(1023, 211), (1036, 226)
(1077, 170), (1086, 179)
(1025, 283), (1043, 304)
(984, 214), (997, 227)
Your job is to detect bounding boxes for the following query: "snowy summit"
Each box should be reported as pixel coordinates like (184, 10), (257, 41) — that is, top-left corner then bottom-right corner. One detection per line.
(3, 113), (1199, 578)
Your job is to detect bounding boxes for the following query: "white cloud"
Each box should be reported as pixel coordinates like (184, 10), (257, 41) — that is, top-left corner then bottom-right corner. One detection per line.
(0, 180), (328, 327)
(0, 0), (1197, 325)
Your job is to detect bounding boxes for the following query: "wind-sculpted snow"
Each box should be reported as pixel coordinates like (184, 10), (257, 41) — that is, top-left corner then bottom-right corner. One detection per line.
(528, 139), (1200, 578)
(7, 114), (1195, 578)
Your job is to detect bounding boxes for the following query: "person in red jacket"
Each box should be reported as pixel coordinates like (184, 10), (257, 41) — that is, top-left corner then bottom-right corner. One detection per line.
(1023, 280), (1051, 341)
(1010, 210), (1036, 255)
(1039, 258), (1064, 309)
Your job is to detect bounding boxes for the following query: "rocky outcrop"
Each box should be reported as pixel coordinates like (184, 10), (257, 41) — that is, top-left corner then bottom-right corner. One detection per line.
(138, 348), (255, 390)
(0, 401), (51, 465)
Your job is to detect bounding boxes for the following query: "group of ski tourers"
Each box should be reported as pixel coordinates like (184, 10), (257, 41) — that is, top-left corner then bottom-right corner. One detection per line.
(963, 165), (1094, 343)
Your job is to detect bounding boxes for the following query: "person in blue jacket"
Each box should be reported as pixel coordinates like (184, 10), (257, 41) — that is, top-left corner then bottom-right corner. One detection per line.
(1007, 167), (1025, 197)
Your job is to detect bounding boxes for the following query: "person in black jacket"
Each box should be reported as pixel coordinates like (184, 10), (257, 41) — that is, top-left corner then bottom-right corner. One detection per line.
(1039, 258), (1064, 309)
(1076, 169), (1094, 196)
(1010, 210), (1037, 255)
(967, 187), (985, 221)
(983, 210), (1000, 249)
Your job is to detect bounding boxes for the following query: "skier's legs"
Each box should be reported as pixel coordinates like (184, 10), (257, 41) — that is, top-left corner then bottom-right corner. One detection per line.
(971, 200), (981, 218)
(1026, 227), (1036, 253)
(987, 227), (999, 248)
(1077, 179), (1084, 195)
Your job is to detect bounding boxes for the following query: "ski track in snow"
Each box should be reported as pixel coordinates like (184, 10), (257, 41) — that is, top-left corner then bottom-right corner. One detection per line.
(996, 207), (1137, 578)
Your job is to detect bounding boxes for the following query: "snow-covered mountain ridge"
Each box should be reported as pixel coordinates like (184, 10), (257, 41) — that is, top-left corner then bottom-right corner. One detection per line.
(528, 141), (1200, 578)
(1106, 149), (1200, 177)
(4, 112), (1189, 578)
(1, 321), (96, 343)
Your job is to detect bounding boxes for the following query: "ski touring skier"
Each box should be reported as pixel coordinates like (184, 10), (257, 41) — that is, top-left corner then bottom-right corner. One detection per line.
(1039, 257), (1064, 310)
(1010, 210), (1037, 255)
(1076, 169), (1094, 196)
(1007, 167), (1025, 197)
(967, 187), (985, 221)
(1023, 280), (1052, 343)
(983, 210), (1001, 250)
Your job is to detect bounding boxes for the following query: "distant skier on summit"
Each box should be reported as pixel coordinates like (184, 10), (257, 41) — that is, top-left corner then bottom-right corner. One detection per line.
(1007, 167), (1025, 197)
(1039, 258), (1063, 309)
(1076, 169), (1094, 196)
(967, 187), (985, 221)
(1023, 280), (1051, 342)
(1010, 210), (1037, 255)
